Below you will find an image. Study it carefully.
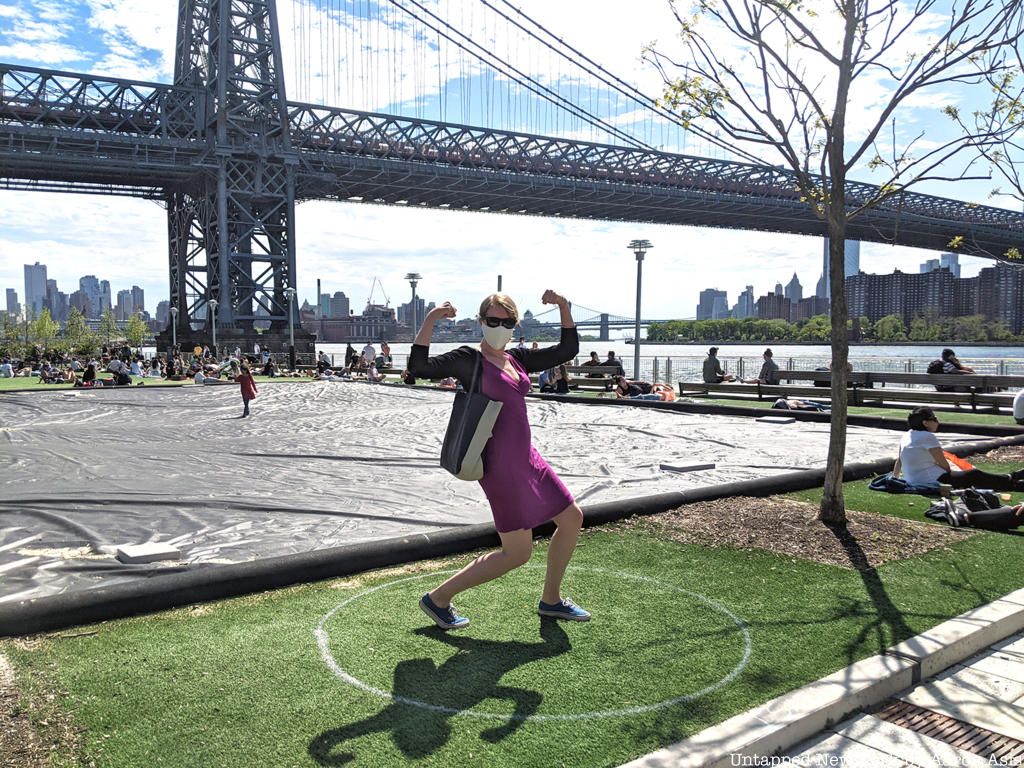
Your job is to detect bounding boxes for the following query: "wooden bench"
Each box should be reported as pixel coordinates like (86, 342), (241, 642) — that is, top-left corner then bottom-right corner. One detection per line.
(564, 364), (621, 390)
(677, 381), (842, 403)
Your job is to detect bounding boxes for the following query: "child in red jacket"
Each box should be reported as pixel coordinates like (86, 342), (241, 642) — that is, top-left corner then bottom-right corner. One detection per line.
(237, 365), (258, 417)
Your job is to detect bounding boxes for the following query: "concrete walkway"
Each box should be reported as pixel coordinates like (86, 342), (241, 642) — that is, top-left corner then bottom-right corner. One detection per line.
(785, 632), (1024, 767)
(620, 587), (1024, 768)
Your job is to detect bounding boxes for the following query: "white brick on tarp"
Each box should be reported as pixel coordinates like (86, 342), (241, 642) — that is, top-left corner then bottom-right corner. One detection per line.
(116, 543), (182, 564)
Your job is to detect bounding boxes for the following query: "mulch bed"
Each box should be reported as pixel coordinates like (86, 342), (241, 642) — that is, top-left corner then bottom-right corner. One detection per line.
(980, 445), (1024, 465)
(619, 496), (970, 571)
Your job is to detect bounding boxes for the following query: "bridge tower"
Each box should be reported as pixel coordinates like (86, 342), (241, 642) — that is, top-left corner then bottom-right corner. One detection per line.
(159, 0), (313, 356)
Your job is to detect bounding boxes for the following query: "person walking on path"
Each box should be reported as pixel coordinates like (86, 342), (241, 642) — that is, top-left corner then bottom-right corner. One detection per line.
(237, 364), (258, 417)
(408, 290), (589, 630)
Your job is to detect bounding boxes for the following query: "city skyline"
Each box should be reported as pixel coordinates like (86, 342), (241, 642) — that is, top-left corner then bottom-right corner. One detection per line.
(5, 265), (146, 324)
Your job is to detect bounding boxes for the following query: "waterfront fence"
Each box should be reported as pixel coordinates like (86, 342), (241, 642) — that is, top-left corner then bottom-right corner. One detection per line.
(312, 353), (1024, 388)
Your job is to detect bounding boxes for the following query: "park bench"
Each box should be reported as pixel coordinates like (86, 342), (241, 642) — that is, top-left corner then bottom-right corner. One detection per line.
(680, 370), (1021, 412)
(527, 364), (621, 391)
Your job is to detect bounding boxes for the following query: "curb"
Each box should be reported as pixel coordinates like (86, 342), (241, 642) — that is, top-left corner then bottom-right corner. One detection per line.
(617, 588), (1024, 768)
(2, 432), (1023, 637)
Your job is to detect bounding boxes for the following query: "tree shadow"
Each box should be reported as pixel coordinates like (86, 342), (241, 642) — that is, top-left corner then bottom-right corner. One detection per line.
(308, 618), (570, 765)
(823, 521), (917, 661)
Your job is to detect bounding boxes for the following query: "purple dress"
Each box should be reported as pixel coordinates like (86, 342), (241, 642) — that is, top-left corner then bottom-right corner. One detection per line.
(479, 354), (574, 532)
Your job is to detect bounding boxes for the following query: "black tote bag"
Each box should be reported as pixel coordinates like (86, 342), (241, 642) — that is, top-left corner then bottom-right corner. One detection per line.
(440, 355), (503, 481)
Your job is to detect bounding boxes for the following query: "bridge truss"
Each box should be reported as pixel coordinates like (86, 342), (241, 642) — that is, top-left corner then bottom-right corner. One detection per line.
(1, 0), (1023, 345)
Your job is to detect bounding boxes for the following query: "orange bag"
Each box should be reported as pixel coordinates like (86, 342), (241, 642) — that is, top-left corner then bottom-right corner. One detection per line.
(944, 451), (974, 471)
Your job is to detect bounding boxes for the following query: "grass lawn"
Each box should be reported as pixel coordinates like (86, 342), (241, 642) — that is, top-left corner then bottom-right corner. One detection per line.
(788, 461), (1024, 523)
(4, 517), (1024, 768)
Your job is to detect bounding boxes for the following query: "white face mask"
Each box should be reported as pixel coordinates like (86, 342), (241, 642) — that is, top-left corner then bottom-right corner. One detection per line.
(481, 322), (514, 349)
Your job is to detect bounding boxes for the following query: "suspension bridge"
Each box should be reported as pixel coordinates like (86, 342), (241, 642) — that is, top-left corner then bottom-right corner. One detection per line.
(1, 0), (1022, 353)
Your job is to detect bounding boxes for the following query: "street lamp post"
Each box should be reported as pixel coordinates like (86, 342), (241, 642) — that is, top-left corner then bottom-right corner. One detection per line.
(208, 298), (218, 357)
(284, 287), (296, 370)
(404, 273), (422, 338)
(169, 305), (178, 352)
(628, 239), (652, 380)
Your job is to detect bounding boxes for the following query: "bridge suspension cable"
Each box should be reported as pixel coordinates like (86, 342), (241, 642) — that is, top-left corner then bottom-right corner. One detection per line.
(283, 0), (708, 154)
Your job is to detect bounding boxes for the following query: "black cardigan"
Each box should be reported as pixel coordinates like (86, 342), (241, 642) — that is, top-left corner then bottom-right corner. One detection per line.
(408, 327), (579, 391)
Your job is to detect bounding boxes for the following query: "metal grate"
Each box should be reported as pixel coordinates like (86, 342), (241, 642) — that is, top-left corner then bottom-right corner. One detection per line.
(873, 699), (1024, 764)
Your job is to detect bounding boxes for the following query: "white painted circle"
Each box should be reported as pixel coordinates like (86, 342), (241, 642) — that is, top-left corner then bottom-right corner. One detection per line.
(315, 566), (751, 721)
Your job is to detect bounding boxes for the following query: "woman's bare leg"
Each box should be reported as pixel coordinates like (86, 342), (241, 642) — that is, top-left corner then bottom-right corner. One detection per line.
(541, 503), (584, 605)
(428, 528), (533, 607)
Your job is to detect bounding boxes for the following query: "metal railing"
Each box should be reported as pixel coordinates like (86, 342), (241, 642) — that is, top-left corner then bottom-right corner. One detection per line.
(308, 352), (1024, 388)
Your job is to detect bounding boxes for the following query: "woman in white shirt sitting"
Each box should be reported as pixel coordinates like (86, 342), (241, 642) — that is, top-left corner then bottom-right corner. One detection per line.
(894, 407), (1024, 491)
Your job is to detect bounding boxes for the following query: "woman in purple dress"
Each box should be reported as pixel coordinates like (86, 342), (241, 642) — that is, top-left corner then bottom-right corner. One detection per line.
(408, 290), (589, 630)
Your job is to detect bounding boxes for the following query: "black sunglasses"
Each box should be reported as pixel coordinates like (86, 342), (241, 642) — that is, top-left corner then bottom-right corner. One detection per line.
(484, 317), (517, 329)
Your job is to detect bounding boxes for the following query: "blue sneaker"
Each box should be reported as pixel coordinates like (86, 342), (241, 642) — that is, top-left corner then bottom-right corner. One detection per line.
(538, 598), (591, 622)
(420, 593), (470, 630)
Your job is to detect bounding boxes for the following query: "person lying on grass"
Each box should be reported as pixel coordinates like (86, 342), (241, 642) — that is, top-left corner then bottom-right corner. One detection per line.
(894, 406), (1024, 492)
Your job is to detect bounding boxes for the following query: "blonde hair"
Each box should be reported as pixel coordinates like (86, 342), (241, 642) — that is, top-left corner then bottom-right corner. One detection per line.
(478, 292), (519, 322)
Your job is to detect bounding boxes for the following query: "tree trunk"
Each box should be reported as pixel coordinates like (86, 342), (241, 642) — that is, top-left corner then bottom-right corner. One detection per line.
(819, 222), (850, 525)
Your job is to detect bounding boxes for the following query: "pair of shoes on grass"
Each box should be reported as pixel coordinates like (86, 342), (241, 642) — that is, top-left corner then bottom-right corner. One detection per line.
(419, 593), (590, 630)
(944, 498), (970, 528)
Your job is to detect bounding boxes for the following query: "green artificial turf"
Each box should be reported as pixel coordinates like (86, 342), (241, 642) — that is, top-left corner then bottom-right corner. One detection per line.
(788, 461), (1024, 524)
(5, 526), (1024, 768)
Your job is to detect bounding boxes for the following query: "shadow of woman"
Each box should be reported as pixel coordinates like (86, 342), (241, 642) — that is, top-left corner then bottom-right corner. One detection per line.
(309, 618), (571, 765)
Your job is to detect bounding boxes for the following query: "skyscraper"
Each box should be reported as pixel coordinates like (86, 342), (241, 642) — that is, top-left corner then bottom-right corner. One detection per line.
(131, 285), (145, 314)
(24, 262), (47, 318)
(697, 288), (729, 320)
(79, 276), (101, 319)
(116, 289), (132, 321)
(817, 239), (861, 299)
(940, 253), (960, 278)
(99, 280), (112, 315)
(732, 285), (755, 319)
(5, 288), (20, 318)
(784, 273), (803, 301)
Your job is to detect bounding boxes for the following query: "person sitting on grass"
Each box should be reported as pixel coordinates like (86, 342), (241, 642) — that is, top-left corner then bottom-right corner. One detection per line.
(551, 364), (571, 394)
(367, 362), (385, 383)
(894, 407), (1024, 491)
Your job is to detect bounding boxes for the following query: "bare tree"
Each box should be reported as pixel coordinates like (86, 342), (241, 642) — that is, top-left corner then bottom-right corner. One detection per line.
(950, 40), (1024, 261)
(646, 0), (1024, 523)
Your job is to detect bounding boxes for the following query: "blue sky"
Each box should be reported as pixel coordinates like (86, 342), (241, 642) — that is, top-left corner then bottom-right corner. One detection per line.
(0, 0), (1010, 322)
